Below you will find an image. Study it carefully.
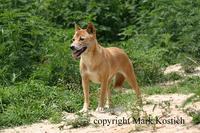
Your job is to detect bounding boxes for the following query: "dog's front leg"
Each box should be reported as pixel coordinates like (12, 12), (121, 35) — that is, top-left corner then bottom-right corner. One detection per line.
(96, 80), (108, 113)
(79, 75), (89, 113)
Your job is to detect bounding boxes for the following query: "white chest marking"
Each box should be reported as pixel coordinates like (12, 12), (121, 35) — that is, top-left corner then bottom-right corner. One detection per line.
(87, 70), (100, 84)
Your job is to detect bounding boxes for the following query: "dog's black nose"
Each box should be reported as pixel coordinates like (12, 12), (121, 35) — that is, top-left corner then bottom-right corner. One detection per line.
(70, 46), (75, 50)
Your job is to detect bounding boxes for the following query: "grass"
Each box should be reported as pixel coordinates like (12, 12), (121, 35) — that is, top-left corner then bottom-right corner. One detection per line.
(0, 77), (200, 129)
(192, 112), (200, 124)
(142, 77), (200, 95)
(0, 80), (83, 128)
(65, 112), (90, 128)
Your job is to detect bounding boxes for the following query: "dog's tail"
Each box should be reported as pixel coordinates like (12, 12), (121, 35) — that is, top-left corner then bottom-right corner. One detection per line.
(113, 73), (125, 88)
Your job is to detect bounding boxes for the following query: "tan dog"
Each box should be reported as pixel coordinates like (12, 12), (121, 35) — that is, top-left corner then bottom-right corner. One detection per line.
(70, 22), (141, 112)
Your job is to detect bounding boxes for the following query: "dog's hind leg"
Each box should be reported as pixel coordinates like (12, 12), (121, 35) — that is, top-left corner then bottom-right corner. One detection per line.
(122, 64), (142, 104)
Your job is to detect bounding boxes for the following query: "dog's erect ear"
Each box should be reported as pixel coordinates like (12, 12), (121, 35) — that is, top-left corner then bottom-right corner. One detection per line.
(75, 23), (81, 31)
(86, 22), (96, 34)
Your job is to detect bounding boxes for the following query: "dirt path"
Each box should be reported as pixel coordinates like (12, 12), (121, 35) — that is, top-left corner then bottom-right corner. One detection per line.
(1, 93), (200, 133)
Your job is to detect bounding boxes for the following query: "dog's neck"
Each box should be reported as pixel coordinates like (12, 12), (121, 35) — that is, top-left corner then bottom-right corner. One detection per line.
(81, 39), (102, 65)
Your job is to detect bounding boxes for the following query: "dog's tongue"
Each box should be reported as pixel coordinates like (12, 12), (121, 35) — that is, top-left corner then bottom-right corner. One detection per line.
(72, 47), (87, 59)
(72, 49), (81, 59)
(72, 52), (80, 59)
(73, 50), (80, 55)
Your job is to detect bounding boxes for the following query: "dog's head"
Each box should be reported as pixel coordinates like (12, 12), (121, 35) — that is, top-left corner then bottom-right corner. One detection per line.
(70, 22), (96, 59)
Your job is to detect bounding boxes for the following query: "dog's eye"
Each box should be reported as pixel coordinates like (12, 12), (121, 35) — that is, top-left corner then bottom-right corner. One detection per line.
(72, 38), (75, 42)
(80, 37), (85, 41)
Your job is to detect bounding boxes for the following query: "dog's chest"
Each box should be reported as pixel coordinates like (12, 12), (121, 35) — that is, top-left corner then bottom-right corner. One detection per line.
(81, 58), (101, 84)
(87, 70), (100, 83)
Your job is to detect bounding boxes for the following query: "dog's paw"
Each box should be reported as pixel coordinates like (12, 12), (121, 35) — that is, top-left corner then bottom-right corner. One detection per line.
(95, 107), (105, 113)
(79, 108), (88, 113)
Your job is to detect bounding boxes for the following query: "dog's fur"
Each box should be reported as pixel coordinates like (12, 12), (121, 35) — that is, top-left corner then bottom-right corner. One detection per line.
(70, 22), (141, 112)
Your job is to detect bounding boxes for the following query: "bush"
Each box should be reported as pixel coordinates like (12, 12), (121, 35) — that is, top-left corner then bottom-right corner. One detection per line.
(119, 0), (200, 62)
(1, 0), (200, 86)
(0, 10), (80, 86)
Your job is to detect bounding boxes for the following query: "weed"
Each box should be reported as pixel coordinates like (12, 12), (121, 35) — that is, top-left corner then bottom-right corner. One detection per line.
(182, 88), (200, 124)
(66, 112), (90, 128)
(183, 108), (200, 125)
(163, 72), (183, 81)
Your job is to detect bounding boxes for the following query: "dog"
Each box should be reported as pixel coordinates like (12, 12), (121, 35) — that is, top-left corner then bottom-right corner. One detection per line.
(70, 22), (141, 112)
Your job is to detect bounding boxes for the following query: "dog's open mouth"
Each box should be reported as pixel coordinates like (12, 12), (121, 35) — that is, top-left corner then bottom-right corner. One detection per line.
(72, 46), (87, 58)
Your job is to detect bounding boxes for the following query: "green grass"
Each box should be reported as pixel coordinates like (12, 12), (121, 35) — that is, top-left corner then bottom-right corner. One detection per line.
(192, 112), (200, 124)
(142, 77), (200, 95)
(66, 112), (90, 128)
(0, 80), (84, 128)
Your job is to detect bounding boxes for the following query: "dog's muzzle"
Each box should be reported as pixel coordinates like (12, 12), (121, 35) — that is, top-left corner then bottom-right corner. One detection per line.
(70, 44), (87, 59)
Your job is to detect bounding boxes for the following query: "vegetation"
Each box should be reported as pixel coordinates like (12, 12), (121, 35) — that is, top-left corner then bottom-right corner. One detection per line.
(65, 112), (90, 128)
(0, 0), (200, 128)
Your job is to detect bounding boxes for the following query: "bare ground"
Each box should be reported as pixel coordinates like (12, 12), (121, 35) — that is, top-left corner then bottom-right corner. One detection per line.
(1, 93), (200, 133)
